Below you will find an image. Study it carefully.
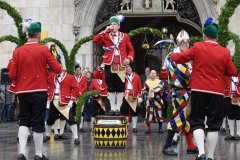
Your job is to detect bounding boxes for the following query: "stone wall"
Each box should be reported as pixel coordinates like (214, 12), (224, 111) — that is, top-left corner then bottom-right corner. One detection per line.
(0, 0), (75, 69)
(0, 0), (240, 69)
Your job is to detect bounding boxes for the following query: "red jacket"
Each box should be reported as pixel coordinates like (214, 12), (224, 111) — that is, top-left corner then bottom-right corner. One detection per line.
(171, 41), (237, 95)
(125, 72), (142, 98)
(160, 68), (168, 80)
(93, 67), (108, 96)
(48, 71), (79, 104)
(225, 76), (240, 97)
(74, 74), (87, 96)
(93, 31), (134, 66)
(9, 40), (62, 94)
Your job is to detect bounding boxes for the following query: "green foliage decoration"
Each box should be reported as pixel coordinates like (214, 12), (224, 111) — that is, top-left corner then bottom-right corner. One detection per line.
(0, 35), (19, 45)
(0, 0), (27, 46)
(40, 37), (70, 69)
(218, 0), (240, 72)
(129, 27), (166, 39)
(69, 35), (94, 74)
(76, 90), (99, 125)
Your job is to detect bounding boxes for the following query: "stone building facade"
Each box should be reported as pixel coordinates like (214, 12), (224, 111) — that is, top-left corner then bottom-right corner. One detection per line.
(0, 0), (239, 70)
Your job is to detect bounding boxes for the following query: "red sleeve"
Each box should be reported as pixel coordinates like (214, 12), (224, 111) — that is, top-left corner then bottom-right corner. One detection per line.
(70, 75), (80, 101)
(126, 34), (134, 62)
(93, 68), (102, 79)
(226, 53), (237, 77)
(137, 75), (142, 97)
(45, 47), (62, 74)
(171, 44), (196, 64)
(93, 32), (106, 45)
(79, 77), (87, 96)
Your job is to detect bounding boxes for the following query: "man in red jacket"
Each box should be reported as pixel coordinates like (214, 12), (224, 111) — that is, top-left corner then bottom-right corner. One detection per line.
(121, 65), (142, 133)
(170, 18), (237, 160)
(93, 15), (134, 115)
(44, 70), (80, 145)
(9, 21), (62, 160)
(73, 62), (87, 132)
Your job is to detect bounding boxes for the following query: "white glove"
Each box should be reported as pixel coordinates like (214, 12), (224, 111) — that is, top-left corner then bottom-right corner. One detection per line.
(68, 100), (73, 108)
(138, 98), (143, 104)
(46, 101), (50, 109)
(100, 63), (105, 68)
(232, 77), (239, 84)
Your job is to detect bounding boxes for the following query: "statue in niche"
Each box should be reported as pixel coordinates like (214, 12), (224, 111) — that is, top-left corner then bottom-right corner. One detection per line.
(164, 0), (176, 11)
(143, 0), (152, 9)
(120, 0), (131, 11)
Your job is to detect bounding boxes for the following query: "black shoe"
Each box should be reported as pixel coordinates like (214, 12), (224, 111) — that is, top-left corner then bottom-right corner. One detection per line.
(54, 134), (59, 140)
(163, 147), (178, 156)
(225, 135), (235, 140)
(235, 134), (240, 140)
(133, 128), (138, 133)
(172, 140), (178, 146)
(219, 127), (227, 134)
(115, 110), (121, 115)
(74, 138), (80, 145)
(107, 110), (115, 115)
(79, 128), (85, 132)
(207, 158), (213, 160)
(58, 134), (68, 139)
(34, 154), (48, 160)
(43, 136), (50, 143)
(196, 154), (206, 160)
(17, 153), (26, 160)
(187, 147), (199, 154)
(158, 128), (165, 134)
(145, 129), (151, 134)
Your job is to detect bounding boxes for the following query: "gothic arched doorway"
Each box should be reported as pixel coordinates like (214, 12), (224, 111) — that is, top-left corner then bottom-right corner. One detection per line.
(93, 0), (202, 75)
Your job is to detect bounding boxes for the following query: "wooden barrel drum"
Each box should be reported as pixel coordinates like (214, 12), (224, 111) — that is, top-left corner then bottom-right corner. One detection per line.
(93, 115), (128, 149)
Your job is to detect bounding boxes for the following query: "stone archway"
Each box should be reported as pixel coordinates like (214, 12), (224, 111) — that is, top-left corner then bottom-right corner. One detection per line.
(73, 0), (218, 69)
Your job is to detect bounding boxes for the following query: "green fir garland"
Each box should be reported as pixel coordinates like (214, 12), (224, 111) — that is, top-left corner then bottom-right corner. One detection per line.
(0, 35), (19, 45)
(0, 0), (27, 46)
(218, 0), (240, 72)
(76, 90), (99, 125)
(40, 37), (70, 69)
(69, 35), (94, 74)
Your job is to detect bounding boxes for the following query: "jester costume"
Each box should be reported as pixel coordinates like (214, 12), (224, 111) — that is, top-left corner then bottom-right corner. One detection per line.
(163, 30), (197, 156)
(144, 72), (165, 134)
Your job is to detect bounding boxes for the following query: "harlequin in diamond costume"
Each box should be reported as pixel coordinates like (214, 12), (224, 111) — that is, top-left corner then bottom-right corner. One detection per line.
(162, 30), (198, 156)
(143, 70), (165, 134)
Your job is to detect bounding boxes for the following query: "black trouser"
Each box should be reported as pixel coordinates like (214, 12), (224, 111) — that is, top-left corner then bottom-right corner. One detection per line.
(46, 101), (76, 126)
(105, 65), (125, 92)
(224, 97), (240, 120)
(18, 92), (47, 133)
(91, 99), (105, 117)
(120, 98), (137, 116)
(190, 91), (226, 132)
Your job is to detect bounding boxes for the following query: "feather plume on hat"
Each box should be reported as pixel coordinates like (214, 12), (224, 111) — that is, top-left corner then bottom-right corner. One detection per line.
(21, 18), (32, 33)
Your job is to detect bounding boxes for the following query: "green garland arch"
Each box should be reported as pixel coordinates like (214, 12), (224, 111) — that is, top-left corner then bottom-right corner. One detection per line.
(0, 0), (27, 46)
(0, 35), (19, 45)
(218, 0), (240, 72)
(76, 90), (99, 124)
(40, 37), (70, 69)
(69, 35), (94, 74)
